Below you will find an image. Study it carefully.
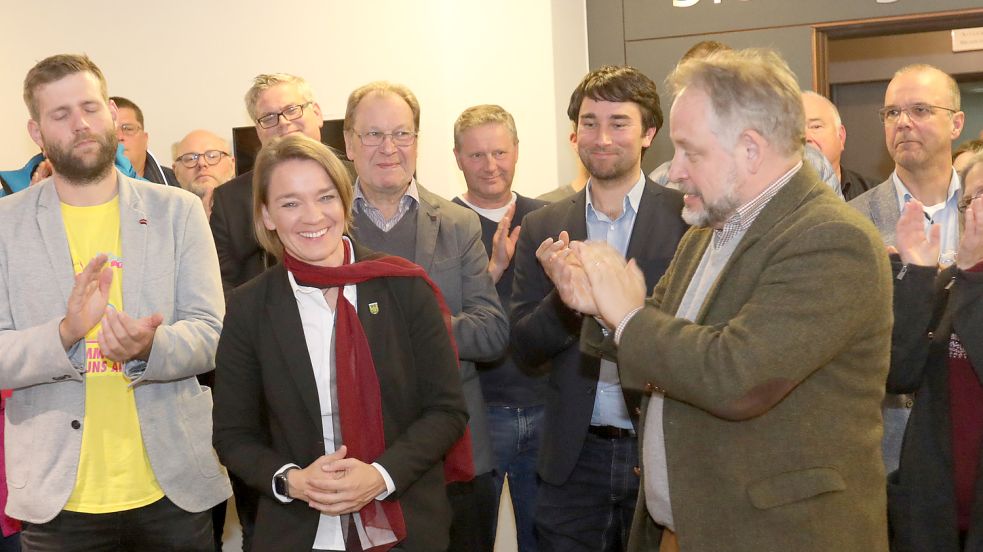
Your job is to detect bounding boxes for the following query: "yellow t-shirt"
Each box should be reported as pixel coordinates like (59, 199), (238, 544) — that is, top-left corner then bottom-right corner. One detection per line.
(61, 197), (164, 513)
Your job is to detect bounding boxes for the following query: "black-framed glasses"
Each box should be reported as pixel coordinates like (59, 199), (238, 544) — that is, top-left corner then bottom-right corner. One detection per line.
(351, 130), (418, 147)
(878, 103), (957, 124)
(256, 102), (312, 129)
(959, 189), (983, 212)
(118, 123), (143, 136)
(175, 150), (230, 168)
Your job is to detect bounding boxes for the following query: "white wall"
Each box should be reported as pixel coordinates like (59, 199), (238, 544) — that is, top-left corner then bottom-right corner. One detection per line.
(0, 0), (588, 201)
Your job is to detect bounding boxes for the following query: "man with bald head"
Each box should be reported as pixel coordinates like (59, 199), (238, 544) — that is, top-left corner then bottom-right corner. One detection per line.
(172, 130), (235, 219)
(802, 91), (875, 200)
(850, 64), (966, 476)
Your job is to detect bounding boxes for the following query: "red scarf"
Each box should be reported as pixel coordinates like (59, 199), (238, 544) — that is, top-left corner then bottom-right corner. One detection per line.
(284, 242), (474, 551)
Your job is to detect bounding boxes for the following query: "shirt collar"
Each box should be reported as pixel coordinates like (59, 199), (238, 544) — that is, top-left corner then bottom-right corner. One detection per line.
(891, 168), (960, 212)
(712, 160), (802, 249)
(585, 170), (646, 222)
(287, 236), (355, 295)
(353, 178), (419, 211)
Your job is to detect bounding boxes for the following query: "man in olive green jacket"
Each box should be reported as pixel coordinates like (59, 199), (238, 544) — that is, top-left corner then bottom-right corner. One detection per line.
(546, 48), (892, 551)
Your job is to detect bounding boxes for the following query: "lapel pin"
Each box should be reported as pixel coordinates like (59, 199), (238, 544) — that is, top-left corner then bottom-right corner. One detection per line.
(138, 218), (148, 225)
(368, 302), (380, 315)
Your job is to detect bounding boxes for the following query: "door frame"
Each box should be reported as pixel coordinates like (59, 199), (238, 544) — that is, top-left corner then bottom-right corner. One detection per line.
(812, 8), (983, 95)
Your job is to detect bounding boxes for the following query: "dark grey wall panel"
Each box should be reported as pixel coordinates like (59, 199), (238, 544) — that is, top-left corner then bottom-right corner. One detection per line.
(587, 0), (627, 67)
(622, 0), (983, 41)
(627, 26), (815, 171)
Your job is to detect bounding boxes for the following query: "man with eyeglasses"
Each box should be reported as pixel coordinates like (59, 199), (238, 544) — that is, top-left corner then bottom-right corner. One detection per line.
(210, 73), (346, 294)
(172, 130), (235, 219)
(110, 96), (179, 186)
(343, 81), (508, 552)
(849, 64), (966, 477)
(207, 73), (350, 550)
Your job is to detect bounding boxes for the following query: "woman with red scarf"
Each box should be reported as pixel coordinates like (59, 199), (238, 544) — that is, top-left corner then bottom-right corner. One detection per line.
(213, 135), (470, 552)
(887, 152), (983, 552)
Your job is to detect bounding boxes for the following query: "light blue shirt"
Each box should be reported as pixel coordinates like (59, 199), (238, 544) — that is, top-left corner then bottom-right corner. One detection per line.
(892, 169), (961, 266)
(585, 171), (645, 429)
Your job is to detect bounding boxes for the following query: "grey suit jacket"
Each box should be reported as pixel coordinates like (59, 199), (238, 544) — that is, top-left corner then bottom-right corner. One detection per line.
(849, 177), (911, 474)
(353, 184), (507, 475)
(849, 177), (900, 246)
(0, 171), (232, 523)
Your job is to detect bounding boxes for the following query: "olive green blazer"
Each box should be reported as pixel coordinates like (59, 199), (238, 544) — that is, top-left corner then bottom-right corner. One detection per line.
(586, 165), (892, 551)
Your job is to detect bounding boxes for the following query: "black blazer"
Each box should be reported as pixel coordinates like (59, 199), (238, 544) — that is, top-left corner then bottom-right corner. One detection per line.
(210, 170), (267, 294)
(888, 258), (983, 551)
(509, 178), (687, 485)
(213, 244), (469, 552)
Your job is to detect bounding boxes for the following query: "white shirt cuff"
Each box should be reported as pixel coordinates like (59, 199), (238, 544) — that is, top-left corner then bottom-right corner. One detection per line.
(272, 463), (301, 503)
(372, 462), (396, 500)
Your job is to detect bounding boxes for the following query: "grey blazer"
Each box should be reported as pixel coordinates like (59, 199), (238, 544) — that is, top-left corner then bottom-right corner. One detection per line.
(849, 178), (910, 475)
(0, 171), (232, 523)
(352, 184), (507, 475)
(848, 178), (900, 246)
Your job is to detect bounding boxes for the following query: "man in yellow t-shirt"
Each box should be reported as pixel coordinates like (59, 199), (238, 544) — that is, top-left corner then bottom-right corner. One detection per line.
(0, 54), (230, 551)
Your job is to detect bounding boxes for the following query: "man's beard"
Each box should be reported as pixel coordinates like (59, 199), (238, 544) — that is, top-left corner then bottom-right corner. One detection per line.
(681, 170), (741, 228)
(579, 147), (635, 182)
(45, 129), (118, 185)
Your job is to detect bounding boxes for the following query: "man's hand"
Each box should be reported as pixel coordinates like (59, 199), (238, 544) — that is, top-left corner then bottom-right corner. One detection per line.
(573, 241), (647, 330)
(60, 255), (113, 349)
(958, 194), (983, 270)
(895, 200), (940, 267)
(289, 446), (387, 515)
(487, 202), (520, 283)
(537, 232), (599, 315)
(98, 308), (163, 363)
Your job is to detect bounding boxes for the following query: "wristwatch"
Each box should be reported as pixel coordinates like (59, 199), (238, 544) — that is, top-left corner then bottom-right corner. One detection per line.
(274, 467), (298, 497)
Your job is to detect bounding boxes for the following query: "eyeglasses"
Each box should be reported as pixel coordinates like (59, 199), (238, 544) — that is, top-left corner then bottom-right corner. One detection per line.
(175, 150), (230, 168)
(351, 130), (418, 147)
(878, 103), (957, 124)
(958, 189), (983, 212)
(118, 123), (143, 136)
(256, 102), (312, 129)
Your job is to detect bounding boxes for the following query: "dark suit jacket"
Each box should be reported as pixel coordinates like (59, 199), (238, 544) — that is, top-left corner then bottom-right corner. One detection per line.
(606, 166), (890, 551)
(452, 193), (548, 407)
(840, 166), (877, 202)
(212, 245), (469, 552)
(888, 259), (983, 551)
(210, 170), (265, 294)
(509, 178), (687, 485)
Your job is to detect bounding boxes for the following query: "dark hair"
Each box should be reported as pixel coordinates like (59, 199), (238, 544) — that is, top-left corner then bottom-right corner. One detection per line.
(23, 54), (108, 121)
(109, 96), (144, 126)
(567, 65), (663, 134)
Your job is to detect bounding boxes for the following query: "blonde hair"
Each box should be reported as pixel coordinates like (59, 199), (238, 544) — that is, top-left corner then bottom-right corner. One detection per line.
(252, 134), (353, 262)
(668, 48), (805, 157)
(344, 81), (420, 132)
(244, 73), (315, 120)
(453, 104), (518, 149)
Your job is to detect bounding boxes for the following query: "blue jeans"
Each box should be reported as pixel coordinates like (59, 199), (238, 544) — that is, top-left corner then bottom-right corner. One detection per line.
(536, 433), (639, 552)
(487, 404), (544, 552)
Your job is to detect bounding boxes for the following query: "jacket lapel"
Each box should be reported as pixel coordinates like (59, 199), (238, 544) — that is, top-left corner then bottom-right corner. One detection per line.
(118, 174), (147, 318)
(266, 265), (323, 428)
(692, 165), (819, 323)
(414, 185), (440, 273)
(36, 182), (75, 304)
(564, 190), (589, 241)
